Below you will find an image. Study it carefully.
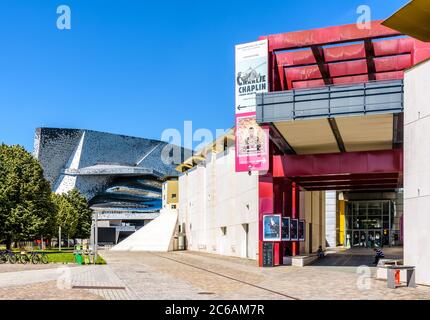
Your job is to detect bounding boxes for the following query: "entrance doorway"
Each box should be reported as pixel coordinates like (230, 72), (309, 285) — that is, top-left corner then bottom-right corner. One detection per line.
(346, 200), (397, 247)
(351, 229), (383, 248)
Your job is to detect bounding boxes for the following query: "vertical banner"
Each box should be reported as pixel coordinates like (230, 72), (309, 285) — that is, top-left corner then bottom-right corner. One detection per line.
(235, 39), (269, 172)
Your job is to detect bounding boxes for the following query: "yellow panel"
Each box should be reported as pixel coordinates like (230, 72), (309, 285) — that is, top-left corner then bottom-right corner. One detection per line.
(383, 0), (430, 42)
(339, 200), (345, 246)
(274, 119), (340, 155)
(335, 114), (393, 152)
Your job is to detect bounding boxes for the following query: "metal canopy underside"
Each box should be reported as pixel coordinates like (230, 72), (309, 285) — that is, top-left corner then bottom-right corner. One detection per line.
(257, 79), (403, 155)
(272, 113), (397, 155)
(273, 149), (403, 191)
(383, 0), (430, 42)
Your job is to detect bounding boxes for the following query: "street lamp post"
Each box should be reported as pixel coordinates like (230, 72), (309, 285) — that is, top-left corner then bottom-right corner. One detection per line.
(94, 212), (98, 264)
(59, 226), (62, 252)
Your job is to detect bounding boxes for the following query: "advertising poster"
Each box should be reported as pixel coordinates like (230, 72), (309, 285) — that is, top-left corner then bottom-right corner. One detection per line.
(290, 219), (299, 241)
(235, 115), (269, 172)
(235, 39), (268, 115)
(235, 39), (269, 173)
(281, 217), (291, 241)
(263, 215), (282, 242)
(298, 220), (305, 242)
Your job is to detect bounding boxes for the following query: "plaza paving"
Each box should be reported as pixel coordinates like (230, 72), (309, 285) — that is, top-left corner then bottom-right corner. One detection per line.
(0, 249), (430, 300)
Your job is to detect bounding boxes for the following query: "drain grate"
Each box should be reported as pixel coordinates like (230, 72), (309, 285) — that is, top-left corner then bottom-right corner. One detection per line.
(136, 271), (147, 274)
(198, 292), (215, 295)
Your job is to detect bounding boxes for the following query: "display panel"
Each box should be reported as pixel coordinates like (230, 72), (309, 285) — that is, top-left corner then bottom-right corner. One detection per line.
(290, 219), (299, 241)
(281, 217), (290, 241)
(263, 215), (282, 241)
(298, 220), (305, 241)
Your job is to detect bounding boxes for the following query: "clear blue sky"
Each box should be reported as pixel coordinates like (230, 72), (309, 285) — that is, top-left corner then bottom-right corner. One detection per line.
(0, 0), (408, 151)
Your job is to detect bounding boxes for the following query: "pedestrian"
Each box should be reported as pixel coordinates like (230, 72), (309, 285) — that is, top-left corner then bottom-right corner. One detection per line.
(317, 245), (325, 259)
(373, 247), (385, 265)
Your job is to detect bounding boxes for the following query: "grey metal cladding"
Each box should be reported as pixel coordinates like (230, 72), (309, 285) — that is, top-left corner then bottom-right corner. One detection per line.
(256, 80), (404, 123)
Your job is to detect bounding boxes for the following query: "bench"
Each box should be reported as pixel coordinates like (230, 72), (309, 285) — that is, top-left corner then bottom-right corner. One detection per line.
(282, 254), (318, 267)
(387, 266), (416, 289)
(377, 258), (403, 267)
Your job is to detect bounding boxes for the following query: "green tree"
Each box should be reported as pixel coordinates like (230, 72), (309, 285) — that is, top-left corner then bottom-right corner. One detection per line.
(51, 189), (93, 241)
(51, 193), (78, 241)
(0, 144), (55, 249)
(66, 189), (93, 239)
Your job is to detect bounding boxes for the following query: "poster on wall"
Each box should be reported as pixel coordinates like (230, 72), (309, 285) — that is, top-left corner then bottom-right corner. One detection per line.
(235, 116), (269, 172)
(235, 39), (268, 115)
(298, 220), (305, 242)
(290, 219), (299, 241)
(281, 217), (291, 241)
(235, 39), (269, 173)
(263, 215), (282, 242)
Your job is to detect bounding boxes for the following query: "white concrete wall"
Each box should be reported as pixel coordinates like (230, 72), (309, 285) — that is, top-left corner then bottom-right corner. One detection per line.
(325, 191), (337, 248)
(178, 148), (259, 260)
(404, 59), (430, 285)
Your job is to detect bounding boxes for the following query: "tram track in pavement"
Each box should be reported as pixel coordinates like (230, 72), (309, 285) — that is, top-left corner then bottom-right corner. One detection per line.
(151, 253), (301, 300)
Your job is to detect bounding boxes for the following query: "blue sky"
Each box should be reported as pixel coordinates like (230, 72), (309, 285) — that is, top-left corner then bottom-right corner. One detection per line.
(0, 0), (408, 151)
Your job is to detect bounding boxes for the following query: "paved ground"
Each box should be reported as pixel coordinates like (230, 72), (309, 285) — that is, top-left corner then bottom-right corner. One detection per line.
(0, 249), (429, 300)
(100, 250), (430, 300)
(0, 263), (135, 300)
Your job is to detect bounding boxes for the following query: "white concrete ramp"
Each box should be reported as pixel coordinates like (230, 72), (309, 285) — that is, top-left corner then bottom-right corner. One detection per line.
(111, 209), (178, 252)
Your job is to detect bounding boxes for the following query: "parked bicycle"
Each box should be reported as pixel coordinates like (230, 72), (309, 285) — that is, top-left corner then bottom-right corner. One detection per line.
(0, 250), (17, 264)
(28, 251), (49, 264)
(16, 251), (30, 264)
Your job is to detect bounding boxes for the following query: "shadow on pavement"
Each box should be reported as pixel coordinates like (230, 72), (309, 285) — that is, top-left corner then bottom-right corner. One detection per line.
(310, 247), (403, 267)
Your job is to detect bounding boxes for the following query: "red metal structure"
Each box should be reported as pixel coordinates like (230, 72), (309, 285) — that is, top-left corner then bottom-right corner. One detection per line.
(259, 20), (430, 91)
(257, 21), (430, 266)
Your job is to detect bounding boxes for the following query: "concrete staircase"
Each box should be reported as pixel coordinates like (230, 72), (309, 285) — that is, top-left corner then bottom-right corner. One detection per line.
(111, 209), (178, 252)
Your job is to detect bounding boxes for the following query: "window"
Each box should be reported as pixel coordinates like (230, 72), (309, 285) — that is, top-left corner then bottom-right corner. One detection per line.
(171, 193), (177, 199)
(171, 204), (177, 209)
(221, 226), (227, 236)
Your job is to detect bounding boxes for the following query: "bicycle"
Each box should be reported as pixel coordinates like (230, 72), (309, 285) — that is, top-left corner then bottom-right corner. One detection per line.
(0, 250), (17, 264)
(0, 251), (8, 264)
(17, 251), (30, 264)
(29, 251), (49, 264)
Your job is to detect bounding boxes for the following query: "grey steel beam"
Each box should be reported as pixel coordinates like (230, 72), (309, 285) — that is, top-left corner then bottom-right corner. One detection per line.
(364, 40), (377, 81)
(270, 124), (296, 155)
(393, 113), (404, 149)
(328, 118), (346, 153)
(311, 46), (332, 85)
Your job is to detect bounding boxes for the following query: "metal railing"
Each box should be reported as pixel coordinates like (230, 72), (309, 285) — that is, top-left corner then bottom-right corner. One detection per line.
(256, 80), (404, 123)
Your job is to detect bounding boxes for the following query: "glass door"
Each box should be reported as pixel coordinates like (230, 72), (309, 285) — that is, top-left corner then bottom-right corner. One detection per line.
(352, 231), (360, 247)
(374, 230), (382, 248)
(367, 230), (375, 248)
(359, 231), (366, 247)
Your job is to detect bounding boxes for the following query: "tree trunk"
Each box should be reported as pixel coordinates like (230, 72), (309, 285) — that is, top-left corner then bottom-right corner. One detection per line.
(5, 238), (12, 250)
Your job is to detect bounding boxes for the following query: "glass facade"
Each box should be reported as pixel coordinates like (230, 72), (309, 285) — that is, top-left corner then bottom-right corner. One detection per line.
(345, 200), (401, 247)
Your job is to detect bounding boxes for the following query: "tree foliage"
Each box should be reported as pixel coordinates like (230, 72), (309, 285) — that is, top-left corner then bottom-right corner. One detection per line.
(51, 189), (93, 239)
(0, 144), (93, 248)
(0, 144), (56, 247)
